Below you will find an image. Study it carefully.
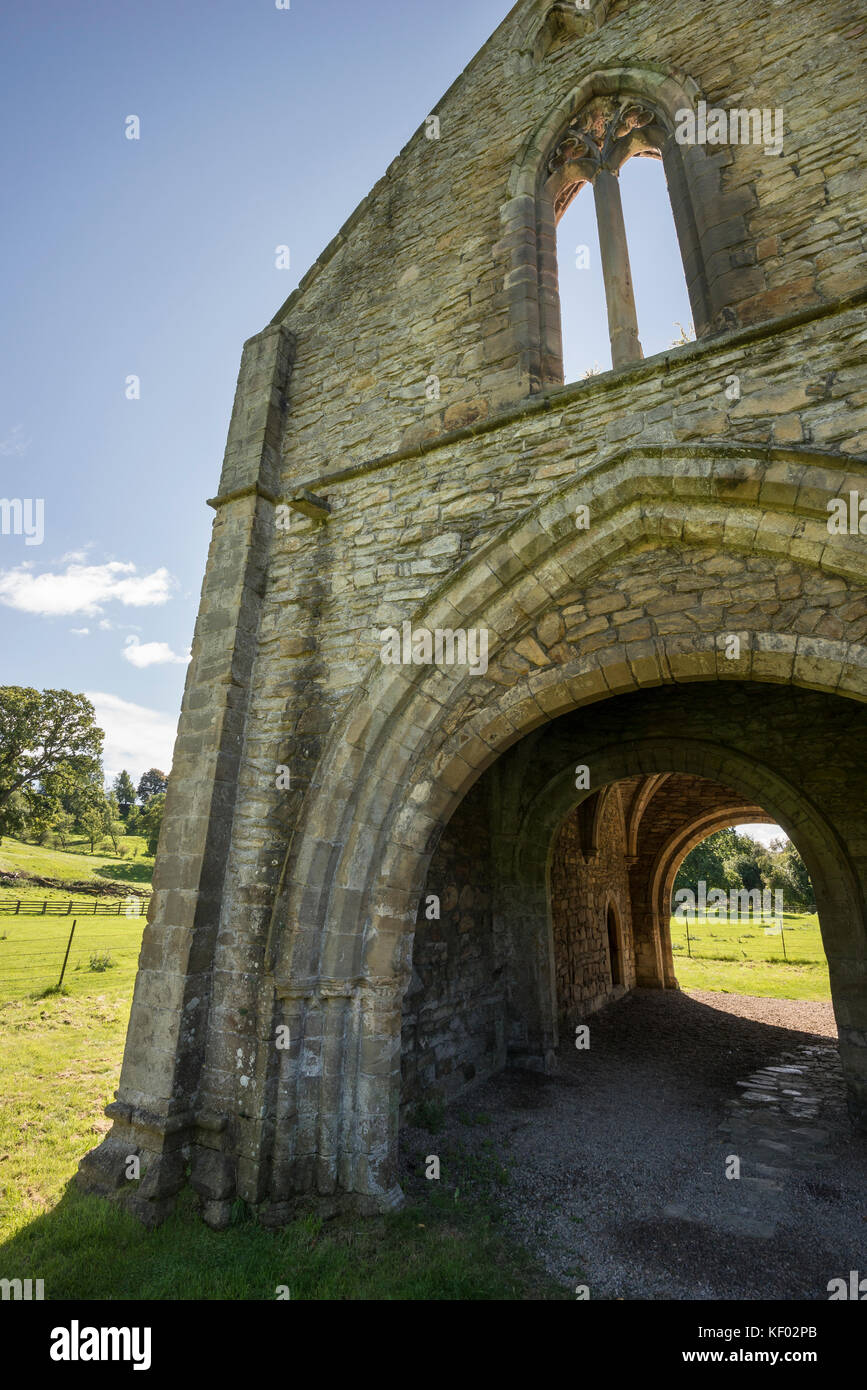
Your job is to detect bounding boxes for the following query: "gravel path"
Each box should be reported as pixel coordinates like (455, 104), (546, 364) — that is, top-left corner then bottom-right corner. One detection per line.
(400, 989), (867, 1299)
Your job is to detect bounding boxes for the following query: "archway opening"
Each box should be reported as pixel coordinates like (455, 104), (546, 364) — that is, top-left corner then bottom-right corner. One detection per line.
(669, 823), (824, 1002)
(399, 682), (865, 1131)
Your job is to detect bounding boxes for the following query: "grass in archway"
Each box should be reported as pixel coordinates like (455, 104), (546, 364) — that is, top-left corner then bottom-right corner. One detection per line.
(670, 911), (831, 1000)
(0, 979), (563, 1300)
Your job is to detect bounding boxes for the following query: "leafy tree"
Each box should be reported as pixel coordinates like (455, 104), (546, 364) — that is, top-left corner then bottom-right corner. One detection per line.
(50, 810), (75, 850)
(137, 768), (168, 805)
(732, 853), (763, 894)
(113, 770), (137, 819)
(69, 774), (112, 854)
(139, 792), (166, 857)
(0, 789), (28, 844)
(0, 687), (103, 816)
(23, 791), (59, 846)
(103, 792), (126, 854)
(674, 827), (744, 896)
(674, 826), (816, 914)
(779, 841), (815, 911)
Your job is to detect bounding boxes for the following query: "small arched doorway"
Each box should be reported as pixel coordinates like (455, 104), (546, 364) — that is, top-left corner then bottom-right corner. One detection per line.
(607, 902), (623, 988)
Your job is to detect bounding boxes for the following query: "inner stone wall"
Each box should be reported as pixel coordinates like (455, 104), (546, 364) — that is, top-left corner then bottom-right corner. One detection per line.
(550, 791), (635, 1030)
(401, 780), (506, 1109)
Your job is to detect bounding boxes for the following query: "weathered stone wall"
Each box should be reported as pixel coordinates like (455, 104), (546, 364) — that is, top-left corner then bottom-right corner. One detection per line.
(265, 0), (867, 467)
(78, 0), (867, 1224)
(550, 792), (634, 1027)
(401, 782), (506, 1108)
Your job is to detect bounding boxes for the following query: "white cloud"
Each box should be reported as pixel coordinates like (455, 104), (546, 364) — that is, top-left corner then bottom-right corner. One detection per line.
(122, 635), (190, 668)
(0, 425), (30, 456)
(70, 627), (90, 636)
(0, 559), (174, 617)
(85, 691), (178, 784)
(737, 822), (789, 848)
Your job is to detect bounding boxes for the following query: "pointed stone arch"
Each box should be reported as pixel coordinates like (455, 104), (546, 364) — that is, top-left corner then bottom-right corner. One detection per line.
(255, 436), (867, 1208)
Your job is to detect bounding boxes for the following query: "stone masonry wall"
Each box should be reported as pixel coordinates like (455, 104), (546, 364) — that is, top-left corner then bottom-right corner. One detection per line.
(264, 0), (867, 475)
(401, 780), (505, 1109)
(80, 0), (867, 1220)
(550, 789), (634, 1029)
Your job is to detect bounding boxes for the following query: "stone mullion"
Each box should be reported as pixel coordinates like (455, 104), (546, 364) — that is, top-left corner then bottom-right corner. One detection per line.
(592, 167), (644, 368)
(536, 193), (565, 387)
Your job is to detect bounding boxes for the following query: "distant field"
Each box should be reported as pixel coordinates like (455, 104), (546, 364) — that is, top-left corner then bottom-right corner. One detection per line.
(670, 911), (830, 1000)
(0, 837), (151, 999)
(0, 835), (153, 899)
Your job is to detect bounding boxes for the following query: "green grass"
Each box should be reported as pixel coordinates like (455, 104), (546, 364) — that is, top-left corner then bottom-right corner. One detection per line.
(671, 911), (830, 1000)
(0, 834), (153, 895)
(0, 971), (563, 1300)
(0, 914), (145, 1001)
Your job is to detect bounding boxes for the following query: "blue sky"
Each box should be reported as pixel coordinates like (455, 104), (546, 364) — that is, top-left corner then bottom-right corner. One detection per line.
(0, 0), (776, 843)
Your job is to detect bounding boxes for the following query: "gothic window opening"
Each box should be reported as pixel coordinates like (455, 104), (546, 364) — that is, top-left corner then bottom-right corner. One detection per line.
(551, 94), (694, 382)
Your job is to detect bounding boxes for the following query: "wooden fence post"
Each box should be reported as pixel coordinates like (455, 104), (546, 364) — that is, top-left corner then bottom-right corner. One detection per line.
(58, 921), (77, 989)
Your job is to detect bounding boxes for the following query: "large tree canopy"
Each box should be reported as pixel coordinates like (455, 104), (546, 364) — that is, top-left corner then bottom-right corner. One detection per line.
(137, 768), (168, 804)
(0, 686), (103, 816)
(674, 826), (815, 911)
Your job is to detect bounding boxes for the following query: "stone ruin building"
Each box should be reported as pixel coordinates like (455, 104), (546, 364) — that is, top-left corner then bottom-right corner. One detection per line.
(80, 0), (867, 1226)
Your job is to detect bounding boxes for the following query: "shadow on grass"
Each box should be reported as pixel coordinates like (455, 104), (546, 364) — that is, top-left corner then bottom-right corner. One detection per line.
(0, 1180), (565, 1301)
(93, 862), (153, 886)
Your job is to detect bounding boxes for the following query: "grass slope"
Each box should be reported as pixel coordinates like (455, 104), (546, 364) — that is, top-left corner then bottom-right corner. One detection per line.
(0, 835), (153, 896)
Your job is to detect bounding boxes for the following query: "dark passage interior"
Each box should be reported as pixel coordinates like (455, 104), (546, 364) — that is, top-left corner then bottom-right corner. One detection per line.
(400, 682), (867, 1131)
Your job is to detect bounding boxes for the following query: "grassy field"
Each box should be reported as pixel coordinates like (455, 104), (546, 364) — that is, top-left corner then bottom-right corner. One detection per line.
(0, 836), (152, 1000)
(0, 979), (563, 1300)
(0, 914), (146, 1001)
(671, 911), (830, 1000)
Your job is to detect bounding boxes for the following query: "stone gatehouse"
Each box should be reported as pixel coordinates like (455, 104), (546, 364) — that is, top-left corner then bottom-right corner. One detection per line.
(79, 0), (867, 1226)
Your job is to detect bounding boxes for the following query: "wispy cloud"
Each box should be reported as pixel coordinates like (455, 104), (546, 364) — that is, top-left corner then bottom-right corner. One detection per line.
(70, 627), (90, 636)
(122, 635), (190, 668)
(0, 425), (31, 457)
(0, 559), (174, 617)
(85, 691), (178, 784)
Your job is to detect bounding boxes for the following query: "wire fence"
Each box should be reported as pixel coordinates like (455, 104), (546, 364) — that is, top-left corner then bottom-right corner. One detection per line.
(0, 897), (149, 917)
(0, 914), (148, 1001)
(668, 911), (824, 966)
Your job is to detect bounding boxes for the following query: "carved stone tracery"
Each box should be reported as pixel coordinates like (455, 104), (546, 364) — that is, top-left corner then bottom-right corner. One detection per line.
(548, 95), (663, 210)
